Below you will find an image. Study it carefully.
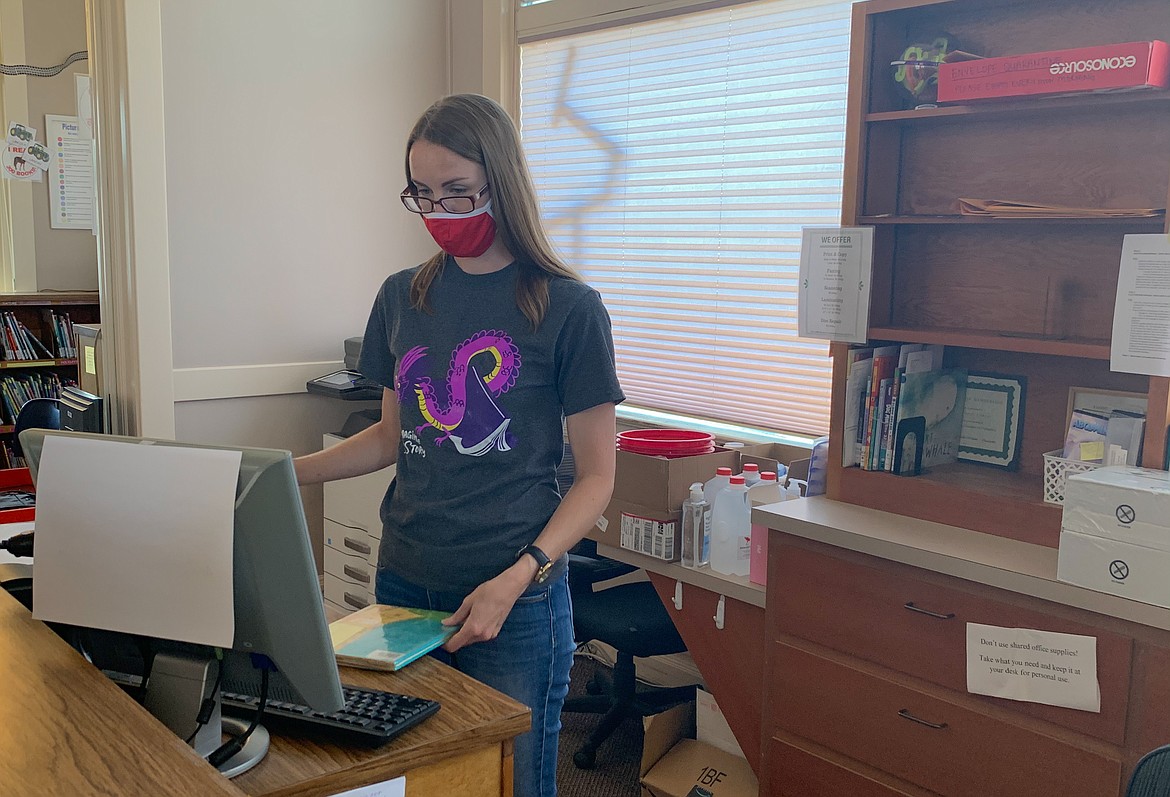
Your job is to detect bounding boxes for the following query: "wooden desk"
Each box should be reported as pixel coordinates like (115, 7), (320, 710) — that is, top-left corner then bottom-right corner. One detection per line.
(0, 591), (529, 797)
(237, 658), (529, 797)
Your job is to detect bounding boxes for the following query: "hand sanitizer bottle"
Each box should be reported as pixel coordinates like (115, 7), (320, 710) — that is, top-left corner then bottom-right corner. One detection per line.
(680, 482), (710, 569)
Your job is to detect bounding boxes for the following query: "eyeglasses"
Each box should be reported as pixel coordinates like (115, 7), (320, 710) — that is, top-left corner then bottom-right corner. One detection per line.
(400, 185), (490, 214)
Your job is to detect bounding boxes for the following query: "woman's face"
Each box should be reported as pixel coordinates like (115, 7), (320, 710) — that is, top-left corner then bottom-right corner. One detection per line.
(407, 139), (489, 213)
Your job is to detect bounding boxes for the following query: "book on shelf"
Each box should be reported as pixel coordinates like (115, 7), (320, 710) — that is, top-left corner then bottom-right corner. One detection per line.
(41, 311), (75, 358)
(894, 367), (969, 471)
(328, 603), (456, 672)
(842, 347), (874, 468)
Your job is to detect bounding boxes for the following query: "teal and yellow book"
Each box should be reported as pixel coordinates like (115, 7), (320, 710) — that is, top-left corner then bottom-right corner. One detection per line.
(329, 604), (457, 672)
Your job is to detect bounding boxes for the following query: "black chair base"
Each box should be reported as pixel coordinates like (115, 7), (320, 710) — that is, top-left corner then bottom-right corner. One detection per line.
(564, 651), (696, 770)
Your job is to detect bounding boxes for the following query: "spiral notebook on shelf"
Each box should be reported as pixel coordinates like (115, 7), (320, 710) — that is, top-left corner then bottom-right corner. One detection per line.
(328, 604), (457, 672)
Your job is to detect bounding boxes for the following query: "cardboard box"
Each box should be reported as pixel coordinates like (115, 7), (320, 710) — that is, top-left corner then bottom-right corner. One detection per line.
(695, 688), (745, 760)
(641, 739), (759, 797)
(620, 506), (682, 562)
(1062, 466), (1170, 551)
(1057, 528), (1170, 609)
(738, 442), (809, 481)
(641, 701), (696, 781)
(612, 448), (738, 513)
(938, 41), (1170, 102)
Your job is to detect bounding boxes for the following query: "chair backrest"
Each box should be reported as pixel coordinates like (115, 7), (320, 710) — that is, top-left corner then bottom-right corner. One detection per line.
(1127, 745), (1170, 797)
(13, 398), (61, 459)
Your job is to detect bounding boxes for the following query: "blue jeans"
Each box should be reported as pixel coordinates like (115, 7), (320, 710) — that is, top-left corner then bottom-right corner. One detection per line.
(375, 566), (574, 797)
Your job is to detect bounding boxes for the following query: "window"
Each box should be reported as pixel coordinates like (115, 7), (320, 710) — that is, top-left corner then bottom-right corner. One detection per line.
(518, 0), (852, 437)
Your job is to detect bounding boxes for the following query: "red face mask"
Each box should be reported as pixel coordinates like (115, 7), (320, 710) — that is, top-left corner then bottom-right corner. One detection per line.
(422, 201), (496, 258)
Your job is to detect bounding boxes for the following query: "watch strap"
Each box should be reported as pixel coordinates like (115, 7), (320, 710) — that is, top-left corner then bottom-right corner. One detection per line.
(516, 544), (553, 583)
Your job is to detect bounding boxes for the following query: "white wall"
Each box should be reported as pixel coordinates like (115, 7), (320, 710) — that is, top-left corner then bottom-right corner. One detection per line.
(149, 1), (453, 558)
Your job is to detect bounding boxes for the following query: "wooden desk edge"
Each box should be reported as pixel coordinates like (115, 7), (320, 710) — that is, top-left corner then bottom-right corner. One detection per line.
(594, 543), (766, 607)
(755, 496), (1170, 631)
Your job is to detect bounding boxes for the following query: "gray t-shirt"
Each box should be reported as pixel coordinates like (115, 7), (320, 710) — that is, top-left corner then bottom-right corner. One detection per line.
(359, 258), (624, 593)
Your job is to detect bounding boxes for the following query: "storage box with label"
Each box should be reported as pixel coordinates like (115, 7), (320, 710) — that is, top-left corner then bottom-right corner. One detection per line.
(1057, 466), (1170, 607)
(938, 41), (1170, 102)
(594, 448), (738, 560)
(640, 739), (758, 797)
(1061, 466), (1170, 550)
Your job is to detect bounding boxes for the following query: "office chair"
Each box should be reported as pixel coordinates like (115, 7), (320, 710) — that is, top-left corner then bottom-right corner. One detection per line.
(12, 397), (61, 460)
(1127, 745), (1170, 796)
(562, 542), (696, 770)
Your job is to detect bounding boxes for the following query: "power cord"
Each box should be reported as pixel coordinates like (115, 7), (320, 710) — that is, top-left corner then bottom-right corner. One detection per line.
(0, 530), (34, 558)
(207, 666), (269, 768)
(185, 648), (225, 744)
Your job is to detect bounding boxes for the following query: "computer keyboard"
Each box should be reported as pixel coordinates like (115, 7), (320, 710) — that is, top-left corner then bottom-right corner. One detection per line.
(220, 684), (440, 744)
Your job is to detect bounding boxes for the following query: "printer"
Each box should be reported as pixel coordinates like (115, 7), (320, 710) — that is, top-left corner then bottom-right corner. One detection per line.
(306, 336), (381, 437)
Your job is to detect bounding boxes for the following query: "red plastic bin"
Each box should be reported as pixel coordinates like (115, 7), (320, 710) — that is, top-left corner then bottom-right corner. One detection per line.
(0, 467), (36, 524)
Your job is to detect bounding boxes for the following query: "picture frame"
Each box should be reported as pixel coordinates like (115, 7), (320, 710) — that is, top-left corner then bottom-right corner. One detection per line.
(958, 373), (1026, 469)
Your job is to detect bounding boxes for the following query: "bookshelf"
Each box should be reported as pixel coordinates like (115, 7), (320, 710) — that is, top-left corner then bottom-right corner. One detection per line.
(0, 292), (99, 466)
(826, 0), (1170, 548)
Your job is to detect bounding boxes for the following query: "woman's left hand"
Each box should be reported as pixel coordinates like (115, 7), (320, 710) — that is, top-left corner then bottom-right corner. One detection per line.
(442, 565), (531, 653)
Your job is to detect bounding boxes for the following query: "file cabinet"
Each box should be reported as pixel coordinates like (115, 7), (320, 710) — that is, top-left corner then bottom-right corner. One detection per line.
(762, 531), (1170, 796)
(321, 433), (394, 615)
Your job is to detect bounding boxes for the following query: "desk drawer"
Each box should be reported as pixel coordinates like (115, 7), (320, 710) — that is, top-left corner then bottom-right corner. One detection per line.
(772, 642), (1122, 797)
(324, 572), (372, 612)
(324, 545), (375, 589)
(766, 734), (927, 796)
(770, 539), (1132, 744)
(325, 520), (378, 565)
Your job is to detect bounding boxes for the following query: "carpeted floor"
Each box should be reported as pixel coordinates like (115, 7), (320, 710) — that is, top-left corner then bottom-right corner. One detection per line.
(558, 656), (643, 797)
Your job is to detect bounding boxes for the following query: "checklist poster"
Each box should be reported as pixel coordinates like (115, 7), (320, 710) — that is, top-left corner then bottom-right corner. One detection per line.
(46, 114), (94, 230)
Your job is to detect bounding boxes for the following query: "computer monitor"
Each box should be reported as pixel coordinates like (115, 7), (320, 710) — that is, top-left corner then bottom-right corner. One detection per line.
(20, 428), (344, 776)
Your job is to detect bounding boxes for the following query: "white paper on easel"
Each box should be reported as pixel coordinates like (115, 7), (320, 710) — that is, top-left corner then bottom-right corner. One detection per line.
(31, 435), (240, 647)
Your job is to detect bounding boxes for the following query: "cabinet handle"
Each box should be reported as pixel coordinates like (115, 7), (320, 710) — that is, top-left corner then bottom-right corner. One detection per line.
(343, 591), (369, 609)
(343, 537), (371, 555)
(343, 564), (371, 584)
(904, 602), (955, 620)
(897, 709), (948, 729)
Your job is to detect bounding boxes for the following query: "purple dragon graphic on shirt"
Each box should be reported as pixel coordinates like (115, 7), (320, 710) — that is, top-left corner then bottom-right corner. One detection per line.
(395, 330), (521, 456)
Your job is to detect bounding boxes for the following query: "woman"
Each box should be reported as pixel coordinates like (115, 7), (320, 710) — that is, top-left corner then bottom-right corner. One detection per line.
(295, 93), (623, 797)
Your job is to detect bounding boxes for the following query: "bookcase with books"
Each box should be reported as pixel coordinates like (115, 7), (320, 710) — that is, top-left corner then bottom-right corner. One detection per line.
(825, 0), (1170, 548)
(0, 292), (99, 467)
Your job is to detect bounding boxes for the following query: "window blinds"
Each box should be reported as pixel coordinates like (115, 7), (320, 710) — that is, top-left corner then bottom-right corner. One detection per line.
(518, 0), (851, 436)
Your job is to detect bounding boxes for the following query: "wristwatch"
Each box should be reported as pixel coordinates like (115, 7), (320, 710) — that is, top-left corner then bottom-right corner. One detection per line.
(516, 544), (553, 584)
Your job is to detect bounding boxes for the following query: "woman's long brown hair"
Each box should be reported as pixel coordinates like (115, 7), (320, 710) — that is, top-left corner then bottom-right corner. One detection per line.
(405, 94), (581, 330)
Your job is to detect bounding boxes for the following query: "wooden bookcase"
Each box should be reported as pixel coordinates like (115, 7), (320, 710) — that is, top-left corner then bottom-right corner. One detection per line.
(0, 292), (99, 454)
(826, 0), (1170, 548)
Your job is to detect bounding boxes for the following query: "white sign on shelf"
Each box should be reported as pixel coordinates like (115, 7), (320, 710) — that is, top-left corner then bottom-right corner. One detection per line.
(1111, 233), (1170, 377)
(797, 226), (874, 344)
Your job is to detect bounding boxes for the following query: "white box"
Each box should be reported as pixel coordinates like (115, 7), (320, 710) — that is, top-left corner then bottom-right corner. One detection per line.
(695, 688), (745, 760)
(1057, 529), (1170, 609)
(619, 511), (679, 562)
(1062, 466), (1170, 551)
